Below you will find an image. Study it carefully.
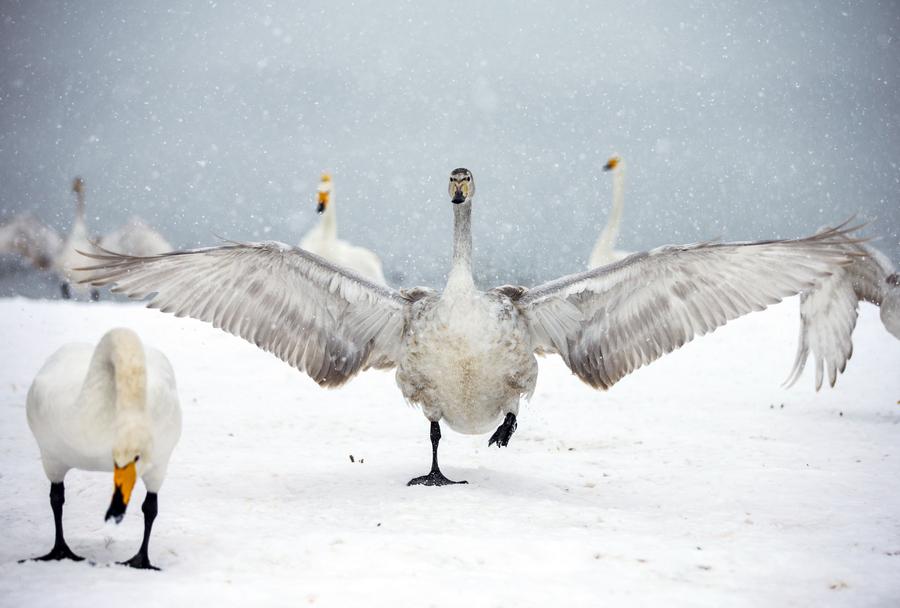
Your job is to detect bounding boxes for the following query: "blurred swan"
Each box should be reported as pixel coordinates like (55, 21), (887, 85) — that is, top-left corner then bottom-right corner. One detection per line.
(588, 156), (631, 268)
(81, 168), (857, 486)
(26, 328), (182, 569)
(101, 216), (172, 258)
(0, 213), (62, 271)
(299, 173), (386, 284)
(784, 234), (899, 390)
(54, 177), (99, 300)
(55, 177), (172, 300)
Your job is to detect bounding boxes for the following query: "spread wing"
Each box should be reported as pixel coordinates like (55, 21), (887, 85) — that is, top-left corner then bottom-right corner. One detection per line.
(517, 225), (860, 390)
(784, 241), (894, 390)
(78, 242), (411, 387)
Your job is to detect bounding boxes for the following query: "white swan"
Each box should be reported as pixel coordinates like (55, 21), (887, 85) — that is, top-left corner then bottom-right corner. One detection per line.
(784, 234), (899, 390)
(25, 328), (182, 569)
(54, 177), (99, 300)
(55, 178), (173, 300)
(0, 212), (62, 271)
(588, 156), (631, 268)
(299, 173), (387, 284)
(81, 168), (857, 486)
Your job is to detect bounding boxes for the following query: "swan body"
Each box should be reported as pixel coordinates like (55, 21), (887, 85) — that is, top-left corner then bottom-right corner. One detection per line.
(26, 328), (181, 568)
(0, 213), (62, 271)
(299, 174), (386, 284)
(100, 216), (173, 257)
(81, 168), (859, 486)
(785, 235), (899, 390)
(588, 156), (631, 268)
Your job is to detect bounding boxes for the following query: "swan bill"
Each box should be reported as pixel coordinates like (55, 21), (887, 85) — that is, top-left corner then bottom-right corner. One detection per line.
(105, 461), (137, 523)
(603, 156), (620, 171)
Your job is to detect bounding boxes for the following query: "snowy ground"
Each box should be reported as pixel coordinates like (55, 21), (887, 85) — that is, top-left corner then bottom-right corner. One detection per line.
(0, 297), (897, 608)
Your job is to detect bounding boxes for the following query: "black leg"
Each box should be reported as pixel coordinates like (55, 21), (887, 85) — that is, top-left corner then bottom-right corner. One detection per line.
(60, 283), (71, 300)
(30, 482), (83, 562)
(407, 421), (468, 486)
(89, 288), (100, 302)
(119, 492), (159, 570)
(488, 412), (517, 448)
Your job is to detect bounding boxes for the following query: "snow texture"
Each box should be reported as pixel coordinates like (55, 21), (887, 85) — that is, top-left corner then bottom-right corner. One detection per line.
(0, 298), (897, 607)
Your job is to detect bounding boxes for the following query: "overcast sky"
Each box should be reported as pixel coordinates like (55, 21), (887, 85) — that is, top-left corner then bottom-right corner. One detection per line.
(2, 1), (898, 286)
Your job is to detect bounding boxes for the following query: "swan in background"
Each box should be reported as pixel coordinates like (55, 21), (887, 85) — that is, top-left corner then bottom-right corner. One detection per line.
(25, 328), (182, 569)
(0, 212), (62, 271)
(588, 156), (631, 268)
(784, 233), (899, 390)
(81, 168), (857, 486)
(55, 177), (172, 300)
(55, 177), (99, 300)
(101, 216), (172, 258)
(299, 173), (386, 284)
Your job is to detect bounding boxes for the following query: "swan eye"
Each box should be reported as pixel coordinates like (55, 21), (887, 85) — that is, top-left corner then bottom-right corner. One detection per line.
(134, 455), (140, 462)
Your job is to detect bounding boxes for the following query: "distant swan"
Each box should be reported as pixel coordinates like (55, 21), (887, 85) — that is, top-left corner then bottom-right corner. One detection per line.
(299, 173), (386, 284)
(784, 233), (899, 390)
(81, 168), (857, 486)
(55, 177), (172, 300)
(588, 156), (631, 268)
(0, 212), (62, 271)
(25, 328), (182, 569)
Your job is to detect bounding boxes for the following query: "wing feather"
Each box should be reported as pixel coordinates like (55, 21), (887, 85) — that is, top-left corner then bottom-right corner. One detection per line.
(519, 225), (861, 390)
(78, 242), (410, 387)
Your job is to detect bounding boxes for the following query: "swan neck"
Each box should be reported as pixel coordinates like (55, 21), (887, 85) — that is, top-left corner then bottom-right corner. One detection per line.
(82, 329), (149, 456)
(591, 166), (624, 264)
(447, 201), (474, 291)
(320, 197), (337, 240)
(75, 191), (85, 221)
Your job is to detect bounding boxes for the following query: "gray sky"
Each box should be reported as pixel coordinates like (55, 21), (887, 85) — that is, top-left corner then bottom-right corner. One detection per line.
(2, 0), (898, 286)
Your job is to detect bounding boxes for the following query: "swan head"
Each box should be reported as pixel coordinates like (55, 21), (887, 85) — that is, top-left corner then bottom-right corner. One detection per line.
(72, 176), (84, 196)
(603, 156), (621, 172)
(449, 168), (475, 205)
(316, 173), (333, 214)
(105, 454), (143, 524)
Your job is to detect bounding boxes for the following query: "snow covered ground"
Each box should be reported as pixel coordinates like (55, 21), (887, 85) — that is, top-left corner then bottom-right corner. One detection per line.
(0, 297), (897, 607)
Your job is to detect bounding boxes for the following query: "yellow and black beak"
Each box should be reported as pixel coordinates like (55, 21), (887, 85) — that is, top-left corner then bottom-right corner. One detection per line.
(603, 157), (620, 172)
(105, 461), (137, 524)
(317, 189), (330, 214)
(450, 182), (468, 204)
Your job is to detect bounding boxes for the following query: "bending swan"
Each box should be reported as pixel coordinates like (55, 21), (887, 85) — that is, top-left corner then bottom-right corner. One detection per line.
(26, 328), (181, 569)
(784, 234), (899, 390)
(588, 156), (631, 268)
(81, 169), (856, 486)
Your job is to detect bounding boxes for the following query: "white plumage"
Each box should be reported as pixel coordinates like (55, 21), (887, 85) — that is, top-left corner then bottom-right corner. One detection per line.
(80, 168), (858, 486)
(299, 174), (386, 284)
(0, 213), (62, 271)
(26, 328), (182, 569)
(588, 156), (631, 268)
(784, 234), (899, 390)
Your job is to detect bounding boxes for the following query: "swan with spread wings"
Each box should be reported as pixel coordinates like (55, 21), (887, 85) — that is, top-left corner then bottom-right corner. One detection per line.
(81, 168), (858, 486)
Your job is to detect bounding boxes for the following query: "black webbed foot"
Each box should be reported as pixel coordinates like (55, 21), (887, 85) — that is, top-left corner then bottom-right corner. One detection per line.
(118, 553), (159, 570)
(407, 470), (468, 487)
(488, 413), (517, 448)
(30, 543), (84, 562)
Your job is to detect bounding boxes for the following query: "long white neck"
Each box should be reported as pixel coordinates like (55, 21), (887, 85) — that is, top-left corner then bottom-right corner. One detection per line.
(445, 201), (475, 293)
(590, 164), (625, 265)
(81, 328), (150, 461)
(319, 196), (337, 241)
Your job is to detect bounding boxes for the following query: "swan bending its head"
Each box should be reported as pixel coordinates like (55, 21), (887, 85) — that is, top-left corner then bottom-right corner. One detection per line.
(81, 169), (859, 486)
(25, 328), (181, 568)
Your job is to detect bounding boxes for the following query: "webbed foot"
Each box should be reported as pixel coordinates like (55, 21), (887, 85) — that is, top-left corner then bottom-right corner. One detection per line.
(118, 552), (159, 570)
(30, 543), (84, 562)
(488, 412), (517, 448)
(407, 470), (468, 487)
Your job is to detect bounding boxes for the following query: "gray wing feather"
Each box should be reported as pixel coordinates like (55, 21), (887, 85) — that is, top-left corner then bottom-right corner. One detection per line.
(519, 225), (860, 390)
(79, 242), (410, 387)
